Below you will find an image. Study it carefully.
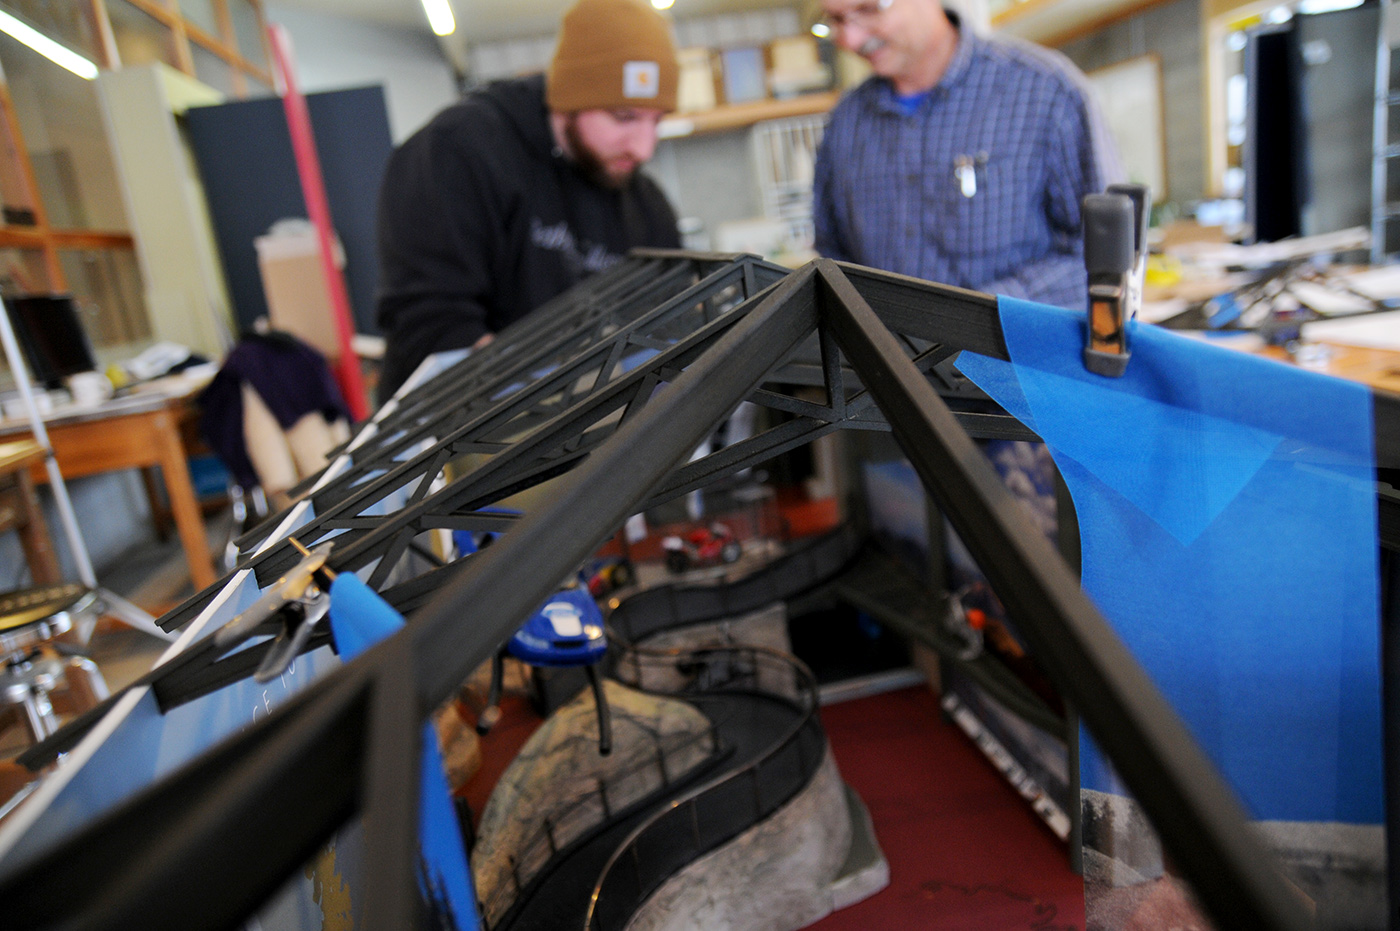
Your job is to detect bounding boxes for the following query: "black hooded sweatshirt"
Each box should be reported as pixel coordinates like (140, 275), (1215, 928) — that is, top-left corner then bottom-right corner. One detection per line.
(375, 74), (680, 397)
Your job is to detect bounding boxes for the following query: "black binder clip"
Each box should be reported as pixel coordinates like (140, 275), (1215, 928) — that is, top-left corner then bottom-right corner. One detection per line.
(215, 538), (336, 682)
(1082, 183), (1149, 377)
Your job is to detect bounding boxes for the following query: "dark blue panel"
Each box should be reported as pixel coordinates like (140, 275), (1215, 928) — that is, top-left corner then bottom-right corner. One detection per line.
(306, 86), (394, 337)
(183, 85), (393, 337)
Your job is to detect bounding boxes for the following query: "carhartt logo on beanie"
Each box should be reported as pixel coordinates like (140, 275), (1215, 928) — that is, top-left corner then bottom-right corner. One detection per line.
(546, 0), (679, 113)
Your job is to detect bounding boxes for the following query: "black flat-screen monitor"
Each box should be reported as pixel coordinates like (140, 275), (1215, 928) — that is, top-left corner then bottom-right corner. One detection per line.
(4, 294), (97, 389)
(1243, 22), (1309, 243)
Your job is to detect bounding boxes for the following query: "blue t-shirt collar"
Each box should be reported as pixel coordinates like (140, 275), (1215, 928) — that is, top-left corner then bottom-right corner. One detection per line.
(871, 9), (980, 115)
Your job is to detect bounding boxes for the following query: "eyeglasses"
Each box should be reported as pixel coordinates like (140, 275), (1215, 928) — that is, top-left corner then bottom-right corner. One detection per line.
(820, 0), (894, 31)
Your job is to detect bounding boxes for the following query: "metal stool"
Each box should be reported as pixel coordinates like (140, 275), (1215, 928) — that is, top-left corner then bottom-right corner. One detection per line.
(0, 582), (108, 744)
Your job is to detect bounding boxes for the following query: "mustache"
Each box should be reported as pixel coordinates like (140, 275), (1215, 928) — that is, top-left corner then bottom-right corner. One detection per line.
(858, 36), (885, 56)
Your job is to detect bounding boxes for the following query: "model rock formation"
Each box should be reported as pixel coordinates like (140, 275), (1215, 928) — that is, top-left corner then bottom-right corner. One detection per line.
(473, 679), (715, 925)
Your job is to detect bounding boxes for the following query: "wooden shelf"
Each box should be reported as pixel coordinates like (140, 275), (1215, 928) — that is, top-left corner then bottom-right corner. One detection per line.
(659, 91), (840, 139)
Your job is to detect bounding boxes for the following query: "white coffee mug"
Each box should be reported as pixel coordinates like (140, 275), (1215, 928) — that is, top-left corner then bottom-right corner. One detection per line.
(68, 370), (113, 407)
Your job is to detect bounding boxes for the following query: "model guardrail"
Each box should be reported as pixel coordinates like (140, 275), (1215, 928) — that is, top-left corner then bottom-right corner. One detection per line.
(584, 646), (822, 931)
(477, 713), (722, 930)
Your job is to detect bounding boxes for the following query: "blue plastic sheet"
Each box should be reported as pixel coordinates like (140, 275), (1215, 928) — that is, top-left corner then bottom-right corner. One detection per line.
(956, 298), (1382, 824)
(329, 573), (480, 929)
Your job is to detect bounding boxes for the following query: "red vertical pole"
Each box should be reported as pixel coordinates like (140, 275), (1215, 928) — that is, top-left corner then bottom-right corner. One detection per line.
(266, 23), (371, 421)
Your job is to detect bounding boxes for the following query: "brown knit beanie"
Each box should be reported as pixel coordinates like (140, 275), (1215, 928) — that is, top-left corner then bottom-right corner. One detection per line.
(546, 0), (679, 113)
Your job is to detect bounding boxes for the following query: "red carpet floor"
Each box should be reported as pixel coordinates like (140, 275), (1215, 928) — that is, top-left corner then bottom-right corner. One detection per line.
(810, 685), (1085, 930)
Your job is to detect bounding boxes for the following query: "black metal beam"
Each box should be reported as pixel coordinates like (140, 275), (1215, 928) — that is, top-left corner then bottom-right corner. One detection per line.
(0, 666), (371, 931)
(359, 635), (424, 931)
(814, 258), (1308, 931)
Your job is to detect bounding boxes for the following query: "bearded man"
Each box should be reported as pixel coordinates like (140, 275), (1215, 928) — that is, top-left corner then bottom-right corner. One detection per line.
(375, 0), (681, 399)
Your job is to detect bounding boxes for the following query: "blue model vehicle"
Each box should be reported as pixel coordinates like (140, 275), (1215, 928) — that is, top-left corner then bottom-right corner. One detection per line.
(508, 588), (607, 667)
(478, 585), (613, 754)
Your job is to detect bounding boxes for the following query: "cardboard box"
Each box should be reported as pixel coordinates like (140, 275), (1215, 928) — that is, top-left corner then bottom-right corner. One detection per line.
(254, 223), (345, 361)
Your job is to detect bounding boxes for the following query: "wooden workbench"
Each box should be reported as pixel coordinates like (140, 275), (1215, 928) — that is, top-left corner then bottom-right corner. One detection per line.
(0, 391), (217, 591)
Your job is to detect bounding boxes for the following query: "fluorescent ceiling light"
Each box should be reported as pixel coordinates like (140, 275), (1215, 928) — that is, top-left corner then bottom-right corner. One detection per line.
(422, 0), (456, 36)
(0, 10), (97, 80)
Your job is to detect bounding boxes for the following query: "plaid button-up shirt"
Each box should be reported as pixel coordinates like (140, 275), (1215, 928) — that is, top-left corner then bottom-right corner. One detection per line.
(813, 22), (1121, 311)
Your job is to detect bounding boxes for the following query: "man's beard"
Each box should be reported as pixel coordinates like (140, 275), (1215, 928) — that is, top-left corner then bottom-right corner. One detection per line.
(563, 116), (635, 190)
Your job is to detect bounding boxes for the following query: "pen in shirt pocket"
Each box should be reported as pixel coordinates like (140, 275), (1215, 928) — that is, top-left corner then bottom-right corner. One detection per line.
(954, 151), (989, 198)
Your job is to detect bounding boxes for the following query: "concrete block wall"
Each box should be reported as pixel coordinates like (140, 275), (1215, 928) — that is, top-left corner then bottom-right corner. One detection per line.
(1058, 0), (1207, 210)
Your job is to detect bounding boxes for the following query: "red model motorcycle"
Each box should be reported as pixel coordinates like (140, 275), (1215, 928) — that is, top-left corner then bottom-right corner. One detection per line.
(662, 523), (742, 573)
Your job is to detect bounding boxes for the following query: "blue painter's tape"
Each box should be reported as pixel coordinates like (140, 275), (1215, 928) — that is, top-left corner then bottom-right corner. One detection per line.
(956, 298), (1382, 824)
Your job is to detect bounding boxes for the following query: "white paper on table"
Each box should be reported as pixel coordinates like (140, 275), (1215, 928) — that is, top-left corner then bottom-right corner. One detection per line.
(1286, 280), (1377, 316)
(1303, 311), (1400, 350)
(1338, 265), (1400, 302)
